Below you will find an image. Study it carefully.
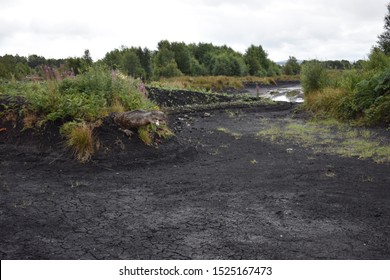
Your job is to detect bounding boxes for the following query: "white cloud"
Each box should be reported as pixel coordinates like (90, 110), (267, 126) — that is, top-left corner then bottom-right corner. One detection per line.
(0, 0), (388, 61)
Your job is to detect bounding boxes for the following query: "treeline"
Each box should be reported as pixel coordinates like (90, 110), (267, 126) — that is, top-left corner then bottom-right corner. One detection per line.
(0, 50), (93, 80)
(87, 41), (282, 79)
(1, 40), (359, 81)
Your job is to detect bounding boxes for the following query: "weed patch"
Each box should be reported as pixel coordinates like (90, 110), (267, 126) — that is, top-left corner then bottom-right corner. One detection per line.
(138, 123), (174, 145)
(0, 66), (165, 162)
(217, 127), (242, 140)
(151, 75), (299, 93)
(257, 118), (390, 163)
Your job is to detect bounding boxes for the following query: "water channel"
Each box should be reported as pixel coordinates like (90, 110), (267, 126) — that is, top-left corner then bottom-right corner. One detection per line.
(244, 81), (304, 103)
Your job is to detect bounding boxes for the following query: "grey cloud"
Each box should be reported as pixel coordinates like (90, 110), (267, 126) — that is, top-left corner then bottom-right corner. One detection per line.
(0, 19), (26, 42)
(28, 19), (93, 39)
(1, 0), (388, 61)
(196, 0), (268, 8)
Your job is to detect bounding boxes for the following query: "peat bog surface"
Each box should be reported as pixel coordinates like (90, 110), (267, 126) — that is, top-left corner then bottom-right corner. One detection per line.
(0, 89), (389, 259)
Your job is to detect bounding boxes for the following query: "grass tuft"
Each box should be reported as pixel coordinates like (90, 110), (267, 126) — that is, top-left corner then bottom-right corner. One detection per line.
(216, 127), (242, 139)
(61, 121), (98, 163)
(138, 123), (174, 145)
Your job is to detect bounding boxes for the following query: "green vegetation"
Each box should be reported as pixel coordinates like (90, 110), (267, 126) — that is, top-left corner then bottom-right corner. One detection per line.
(302, 50), (390, 126)
(378, 3), (390, 55)
(256, 118), (390, 163)
(165, 99), (276, 114)
(60, 121), (98, 163)
(150, 75), (300, 92)
(1, 65), (156, 122)
(150, 41), (281, 79)
(216, 127), (242, 140)
(0, 41), (295, 82)
(301, 61), (329, 93)
(138, 123), (174, 146)
(0, 65), (171, 162)
(283, 56), (301, 75)
(301, 4), (390, 127)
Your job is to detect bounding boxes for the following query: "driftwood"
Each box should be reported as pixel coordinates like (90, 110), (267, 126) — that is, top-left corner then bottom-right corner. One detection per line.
(111, 110), (167, 129)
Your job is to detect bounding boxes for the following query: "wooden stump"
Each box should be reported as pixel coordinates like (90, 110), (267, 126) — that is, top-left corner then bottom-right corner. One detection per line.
(111, 110), (167, 129)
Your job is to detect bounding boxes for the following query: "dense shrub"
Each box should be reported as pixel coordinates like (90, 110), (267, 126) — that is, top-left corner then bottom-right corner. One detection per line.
(0, 65), (164, 161)
(303, 51), (390, 126)
(300, 61), (328, 93)
(354, 69), (390, 125)
(1, 65), (158, 122)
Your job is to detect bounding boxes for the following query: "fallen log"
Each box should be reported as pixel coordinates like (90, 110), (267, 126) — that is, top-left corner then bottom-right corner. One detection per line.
(111, 110), (167, 129)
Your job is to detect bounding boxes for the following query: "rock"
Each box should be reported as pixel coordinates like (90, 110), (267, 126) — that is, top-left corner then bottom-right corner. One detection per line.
(111, 110), (167, 129)
(203, 112), (211, 118)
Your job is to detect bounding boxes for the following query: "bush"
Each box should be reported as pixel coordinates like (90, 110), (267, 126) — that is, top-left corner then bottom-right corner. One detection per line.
(353, 69), (390, 125)
(21, 65), (157, 122)
(302, 54), (390, 126)
(0, 65), (164, 162)
(365, 95), (390, 125)
(363, 48), (390, 72)
(301, 61), (328, 93)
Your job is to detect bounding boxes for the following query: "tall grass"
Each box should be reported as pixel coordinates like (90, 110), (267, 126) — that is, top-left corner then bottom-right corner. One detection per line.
(301, 51), (390, 126)
(150, 75), (300, 92)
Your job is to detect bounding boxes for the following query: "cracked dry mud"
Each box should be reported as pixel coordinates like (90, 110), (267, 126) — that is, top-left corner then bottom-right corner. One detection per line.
(1, 105), (390, 259)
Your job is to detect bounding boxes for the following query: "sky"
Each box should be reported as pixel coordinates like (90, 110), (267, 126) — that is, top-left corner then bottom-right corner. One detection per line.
(0, 0), (388, 62)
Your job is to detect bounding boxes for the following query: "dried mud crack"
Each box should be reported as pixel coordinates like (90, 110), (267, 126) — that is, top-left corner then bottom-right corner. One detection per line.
(1, 90), (390, 259)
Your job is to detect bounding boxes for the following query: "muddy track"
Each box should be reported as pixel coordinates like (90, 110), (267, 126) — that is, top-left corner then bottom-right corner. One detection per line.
(1, 91), (390, 259)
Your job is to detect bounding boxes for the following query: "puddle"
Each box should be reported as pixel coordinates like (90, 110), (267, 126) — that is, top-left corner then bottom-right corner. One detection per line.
(244, 82), (304, 103)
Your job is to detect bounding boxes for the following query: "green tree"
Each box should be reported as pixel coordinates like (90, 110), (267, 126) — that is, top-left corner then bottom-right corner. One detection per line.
(364, 47), (390, 71)
(283, 56), (301, 75)
(152, 44), (182, 78)
(378, 2), (390, 55)
(15, 62), (32, 79)
(27, 54), (47, 69)
(102, 48), (122, 70)
(244, 45), (269, 76)
(0, 54), (32, 79)
(101, 47), (152, 79)
(211, 52), (247, 76)
(171, 42), (192, 75)
(122, 50), (145, 78)
(189, 55), (208, 76)
(0, 55), (17, 78)
(82, 49), (93, 67)
(189, 42), (215, 74)
(136, 47), (152, 79)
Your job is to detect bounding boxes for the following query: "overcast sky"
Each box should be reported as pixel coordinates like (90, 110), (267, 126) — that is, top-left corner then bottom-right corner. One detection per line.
(0, 0), (388, 62)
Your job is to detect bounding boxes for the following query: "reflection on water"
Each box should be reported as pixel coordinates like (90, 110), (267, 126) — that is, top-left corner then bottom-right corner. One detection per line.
(245, 82), (304, 103)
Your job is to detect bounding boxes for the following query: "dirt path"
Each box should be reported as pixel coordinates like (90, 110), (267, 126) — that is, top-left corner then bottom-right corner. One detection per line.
(1, 105), (389, 259)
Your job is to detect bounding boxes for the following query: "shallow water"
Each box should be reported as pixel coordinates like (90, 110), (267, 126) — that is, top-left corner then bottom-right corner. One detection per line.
(245, 82), (304, 103)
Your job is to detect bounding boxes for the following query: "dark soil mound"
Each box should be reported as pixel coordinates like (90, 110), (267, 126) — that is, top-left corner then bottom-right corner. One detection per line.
(147, 87), (235, 107)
